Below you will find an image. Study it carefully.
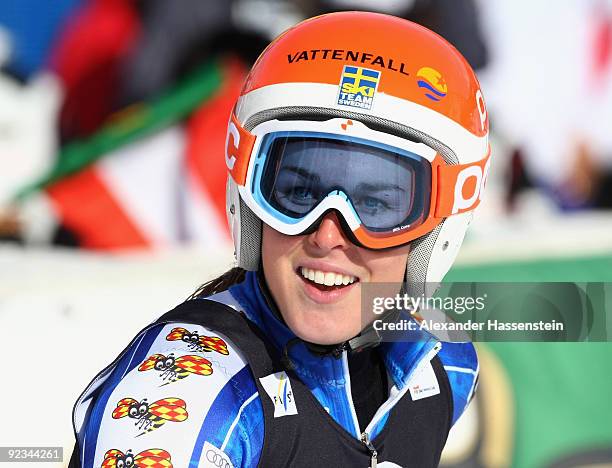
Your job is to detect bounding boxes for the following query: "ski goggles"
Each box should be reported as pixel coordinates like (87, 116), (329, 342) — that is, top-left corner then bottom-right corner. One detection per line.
(226, 114), (490, 249)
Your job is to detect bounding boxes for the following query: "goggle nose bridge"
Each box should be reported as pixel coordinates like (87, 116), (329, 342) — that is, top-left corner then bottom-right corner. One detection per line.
(307, 190), (361, 229)
(295, 204), (361, 242)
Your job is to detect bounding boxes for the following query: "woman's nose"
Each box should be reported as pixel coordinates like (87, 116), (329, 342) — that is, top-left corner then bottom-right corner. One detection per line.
(307, 211), (350, 252)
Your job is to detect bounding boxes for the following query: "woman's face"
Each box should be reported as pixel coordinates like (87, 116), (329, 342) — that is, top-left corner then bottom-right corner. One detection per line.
(261, 214), (410, 345)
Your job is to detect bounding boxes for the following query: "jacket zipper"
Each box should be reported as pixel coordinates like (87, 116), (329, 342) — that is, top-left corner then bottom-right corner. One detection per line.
(354, 341), (442, 466)
(361, 431), (378, 468)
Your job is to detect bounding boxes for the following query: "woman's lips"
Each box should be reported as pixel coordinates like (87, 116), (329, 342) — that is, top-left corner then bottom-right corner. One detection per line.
(296, 269), (358, 304)
(299, 266), (357, 286)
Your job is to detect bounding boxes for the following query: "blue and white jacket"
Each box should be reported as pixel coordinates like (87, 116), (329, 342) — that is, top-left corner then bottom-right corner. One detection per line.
(72, 271), (478, 467)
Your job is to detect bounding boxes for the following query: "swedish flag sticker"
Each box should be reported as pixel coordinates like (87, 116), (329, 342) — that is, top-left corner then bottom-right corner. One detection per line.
(337, 65), (381, 110)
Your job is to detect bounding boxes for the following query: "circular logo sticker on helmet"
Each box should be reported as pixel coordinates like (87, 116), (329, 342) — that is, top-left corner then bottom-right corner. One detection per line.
(416, 67), (448, 102)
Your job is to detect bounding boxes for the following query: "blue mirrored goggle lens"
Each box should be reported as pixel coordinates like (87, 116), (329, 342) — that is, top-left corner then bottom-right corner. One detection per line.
(257, 133), (431, 232)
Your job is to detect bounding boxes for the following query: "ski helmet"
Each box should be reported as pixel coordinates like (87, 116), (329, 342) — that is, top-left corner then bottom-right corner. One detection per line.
(225, 11), (490, 287)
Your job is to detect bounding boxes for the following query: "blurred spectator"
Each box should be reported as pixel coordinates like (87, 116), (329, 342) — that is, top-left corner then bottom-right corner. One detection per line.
(50, 0), (141, 142)
(305, 0), (489, 70)
(51, 0), (268, 142)
(118, 0), (233, 105)
(0, 23), (60, 244)
(477, 0), (612, 211)
(0, 0), (82, 80)
(3, 0), (270, 251)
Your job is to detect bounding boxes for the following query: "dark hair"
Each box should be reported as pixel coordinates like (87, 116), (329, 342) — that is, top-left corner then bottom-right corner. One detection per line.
(188, 267), (247, 300)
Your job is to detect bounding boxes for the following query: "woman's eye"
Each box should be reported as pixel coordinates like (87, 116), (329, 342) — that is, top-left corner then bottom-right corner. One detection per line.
(365, 197), (381, 208)
(279, 186), (318, 207)
(291, 187), (313, 199)
(360, 196), (387, 211)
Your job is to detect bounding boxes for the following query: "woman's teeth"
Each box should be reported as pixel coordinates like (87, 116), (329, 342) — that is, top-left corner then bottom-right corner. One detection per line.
(300, 267), (357, 286)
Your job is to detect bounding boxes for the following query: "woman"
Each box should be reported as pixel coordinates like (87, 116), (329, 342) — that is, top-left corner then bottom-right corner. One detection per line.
(71, 11), (489, 468)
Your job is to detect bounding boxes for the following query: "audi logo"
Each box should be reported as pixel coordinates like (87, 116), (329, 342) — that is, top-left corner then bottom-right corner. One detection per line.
(206, 449), (232, 468)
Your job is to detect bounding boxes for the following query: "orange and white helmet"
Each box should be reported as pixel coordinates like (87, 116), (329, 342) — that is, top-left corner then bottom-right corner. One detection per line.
(225, 11), (490, 285)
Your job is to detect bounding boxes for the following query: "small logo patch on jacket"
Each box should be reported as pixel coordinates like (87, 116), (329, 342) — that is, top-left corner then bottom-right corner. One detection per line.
(201, 441), (234, 468)
(259, 371), (298, 417)
(408, 362), (440, 401)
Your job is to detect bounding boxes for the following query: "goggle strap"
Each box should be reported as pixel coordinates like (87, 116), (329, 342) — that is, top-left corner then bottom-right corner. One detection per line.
(435, 148), (491, 218)
(226, 112), (256, 186)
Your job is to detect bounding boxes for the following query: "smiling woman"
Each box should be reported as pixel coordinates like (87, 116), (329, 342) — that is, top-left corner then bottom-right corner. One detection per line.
(70, 11), (487, 468)
(261, 215), (410, 345)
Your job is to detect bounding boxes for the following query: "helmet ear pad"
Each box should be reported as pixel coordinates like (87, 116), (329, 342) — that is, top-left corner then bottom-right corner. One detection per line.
(226, 176), (262, 272)
(237, 196), (262, 271)
(405, 211), (473, 297)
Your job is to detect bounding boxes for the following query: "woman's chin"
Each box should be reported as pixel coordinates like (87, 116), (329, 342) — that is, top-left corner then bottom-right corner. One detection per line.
(287, 311), (362, 346)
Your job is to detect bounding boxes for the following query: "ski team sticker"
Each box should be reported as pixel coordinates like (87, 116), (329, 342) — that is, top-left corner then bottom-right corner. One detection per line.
(337, 65), (381, 110)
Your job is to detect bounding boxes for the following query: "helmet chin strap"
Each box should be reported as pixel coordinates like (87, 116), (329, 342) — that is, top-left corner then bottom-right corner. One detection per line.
(255, 268), (404, 370)
(278, 308), (403, 371)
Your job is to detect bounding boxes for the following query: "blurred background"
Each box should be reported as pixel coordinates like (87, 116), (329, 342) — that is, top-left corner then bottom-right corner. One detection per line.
(1, 0), (612, 467)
